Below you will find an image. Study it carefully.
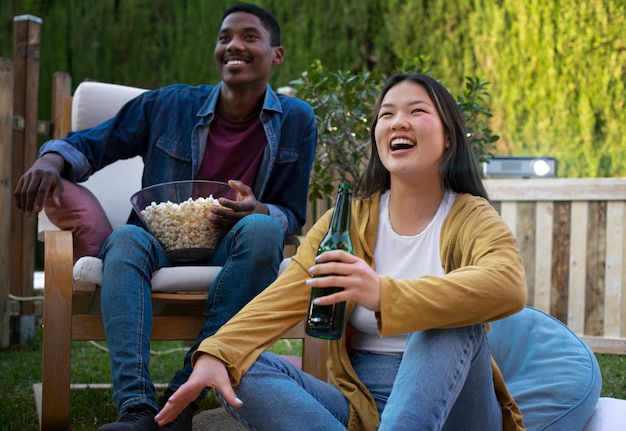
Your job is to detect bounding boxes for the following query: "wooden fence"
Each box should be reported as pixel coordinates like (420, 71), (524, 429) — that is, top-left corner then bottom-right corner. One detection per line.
(1, 15), (42, 348)
(486, 178), (626, 354)
(310, 178), (626, 354)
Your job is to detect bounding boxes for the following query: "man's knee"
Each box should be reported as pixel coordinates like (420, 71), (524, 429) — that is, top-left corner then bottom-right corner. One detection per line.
(102, 224), (160, 258)
(235, 214), (284, 244)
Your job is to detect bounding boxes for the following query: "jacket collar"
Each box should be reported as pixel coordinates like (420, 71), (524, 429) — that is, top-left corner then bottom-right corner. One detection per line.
(196, 82), (282, 119)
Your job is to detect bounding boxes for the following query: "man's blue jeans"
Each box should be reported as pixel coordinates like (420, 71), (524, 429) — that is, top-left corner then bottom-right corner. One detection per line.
(217, 324), (502, 430)
(99, 214), (284, 414)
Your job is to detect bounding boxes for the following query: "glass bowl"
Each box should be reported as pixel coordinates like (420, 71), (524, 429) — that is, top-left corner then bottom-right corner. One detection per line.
(130, 180), (235, 262)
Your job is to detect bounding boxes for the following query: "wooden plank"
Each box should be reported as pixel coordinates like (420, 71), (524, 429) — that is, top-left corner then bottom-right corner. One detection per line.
(50, 71), (71, 139)
(516, 202), (536, 306)
(72, 315), (304, 340)
(72, 315), (206, 341)
(550, 202), (570, 322)
(301, 335), (329, 382)
(499, 201), (517, 233)
(580, 335), (626, 355)
(533, 201), (553, 312)
(61, 96), (72, 137)
(604, 201), (624, 337)
(585, 201), (606, 336)
(0, 57), (13, 348)
(485, 178), (626, 201)
(567, 201), (588, 333)
(622, 206), (626, 339)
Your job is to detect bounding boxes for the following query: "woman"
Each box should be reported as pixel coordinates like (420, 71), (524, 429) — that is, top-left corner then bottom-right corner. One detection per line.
(156, 74), (528, 430)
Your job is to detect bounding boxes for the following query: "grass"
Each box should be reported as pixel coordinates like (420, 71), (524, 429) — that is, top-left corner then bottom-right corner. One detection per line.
(1, 323), (624, 431)
(0, 324), (301, 431)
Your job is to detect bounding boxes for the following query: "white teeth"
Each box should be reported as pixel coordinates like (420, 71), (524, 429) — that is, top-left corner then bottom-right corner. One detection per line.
(390, 138), (415, 150)
(391, 138), (414, 146)
(226, 60), (246, 65)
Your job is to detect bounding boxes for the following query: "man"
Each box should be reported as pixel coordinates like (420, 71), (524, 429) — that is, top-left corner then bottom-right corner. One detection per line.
(14, 3), (316, 430)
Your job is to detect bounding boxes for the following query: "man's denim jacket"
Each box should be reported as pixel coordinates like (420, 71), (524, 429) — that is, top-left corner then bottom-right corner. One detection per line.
(39, 82), (317, 236)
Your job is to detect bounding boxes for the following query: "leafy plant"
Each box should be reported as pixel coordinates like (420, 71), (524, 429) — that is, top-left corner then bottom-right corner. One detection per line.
(291, 56), (499, 204)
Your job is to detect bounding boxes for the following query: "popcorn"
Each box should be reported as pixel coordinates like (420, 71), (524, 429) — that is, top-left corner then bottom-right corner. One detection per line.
(140, 195), (224, 252)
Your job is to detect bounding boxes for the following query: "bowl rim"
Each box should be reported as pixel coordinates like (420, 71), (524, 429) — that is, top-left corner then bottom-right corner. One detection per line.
(135, 179), (229, 193)
(130, 180), (232, 203)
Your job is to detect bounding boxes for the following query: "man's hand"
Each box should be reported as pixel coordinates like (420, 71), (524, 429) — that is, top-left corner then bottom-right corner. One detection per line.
(154, 353), (242, 426)
(209, 180), (268, 230)
(14, 153), (66, 217)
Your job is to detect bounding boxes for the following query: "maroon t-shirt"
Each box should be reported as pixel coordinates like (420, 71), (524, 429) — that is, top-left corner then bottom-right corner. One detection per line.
(196, 111), (266, 188)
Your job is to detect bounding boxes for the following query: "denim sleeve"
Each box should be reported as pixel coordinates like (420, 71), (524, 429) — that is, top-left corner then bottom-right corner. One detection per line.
(263, 104), (317, 236)
(38, 139), (94, 182)
(266, 203), (289, 233)
(37, 90), (161, 182)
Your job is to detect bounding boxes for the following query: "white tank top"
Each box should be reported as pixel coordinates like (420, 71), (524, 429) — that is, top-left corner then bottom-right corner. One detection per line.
(349, 189), (457, 354)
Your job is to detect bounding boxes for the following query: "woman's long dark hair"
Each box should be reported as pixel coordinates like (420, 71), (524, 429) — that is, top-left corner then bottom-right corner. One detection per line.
(356, 73), (489, 201)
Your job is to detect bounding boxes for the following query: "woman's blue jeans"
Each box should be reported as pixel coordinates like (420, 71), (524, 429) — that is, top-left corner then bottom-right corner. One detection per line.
(218, 324), (502, 430)
(99, 214), (284, 414)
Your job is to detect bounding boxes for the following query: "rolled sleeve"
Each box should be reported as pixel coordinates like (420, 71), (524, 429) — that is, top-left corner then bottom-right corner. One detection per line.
(39, 139), (93, 182)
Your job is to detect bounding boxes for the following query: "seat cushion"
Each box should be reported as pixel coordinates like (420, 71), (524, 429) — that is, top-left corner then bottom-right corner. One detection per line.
(73, 256), (293, 293)
(487, 306), (602, 431)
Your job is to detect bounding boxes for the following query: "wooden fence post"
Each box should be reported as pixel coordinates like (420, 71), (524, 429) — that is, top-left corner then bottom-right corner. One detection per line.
(51, 72), (72, 140)
(0, 58), (14, 348)
(10, 15), (42, 344)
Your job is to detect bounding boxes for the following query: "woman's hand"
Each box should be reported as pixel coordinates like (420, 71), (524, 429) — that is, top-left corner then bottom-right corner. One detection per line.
(306, 250), (382, 311)
(154, 353), (242, 426)
(209, 180), (268, 230)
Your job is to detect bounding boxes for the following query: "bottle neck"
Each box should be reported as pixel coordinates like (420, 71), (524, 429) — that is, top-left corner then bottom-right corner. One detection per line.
(330, 189), (352, 234)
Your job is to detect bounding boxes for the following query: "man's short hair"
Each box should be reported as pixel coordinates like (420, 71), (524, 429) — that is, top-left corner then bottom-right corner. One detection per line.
(221, 3), (281, 47)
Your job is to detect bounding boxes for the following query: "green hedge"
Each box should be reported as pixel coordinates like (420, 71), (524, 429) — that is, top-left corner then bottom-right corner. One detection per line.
(2, 0), (624, 177)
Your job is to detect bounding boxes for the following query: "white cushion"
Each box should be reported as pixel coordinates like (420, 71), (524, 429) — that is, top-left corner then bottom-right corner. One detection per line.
(582, 397), (626, 431)
(73, 256), (293, 293)
(72, 81), (147, 131)
(80, 157), (144, 229)
(72, 81), (148, 230)
(72, 256), (103, 284)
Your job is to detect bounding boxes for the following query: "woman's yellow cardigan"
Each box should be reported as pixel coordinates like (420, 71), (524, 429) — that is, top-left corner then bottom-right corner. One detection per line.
(194, 192), (528, 431)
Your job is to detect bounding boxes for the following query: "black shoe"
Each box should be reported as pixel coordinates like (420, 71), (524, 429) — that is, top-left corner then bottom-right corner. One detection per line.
(157, 391), (194, 431)
(99, 405), (159, 431)
(158, 404), (193, 431)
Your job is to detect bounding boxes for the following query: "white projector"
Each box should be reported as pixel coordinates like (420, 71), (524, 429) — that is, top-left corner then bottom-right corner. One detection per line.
(482, 156), (557, 178)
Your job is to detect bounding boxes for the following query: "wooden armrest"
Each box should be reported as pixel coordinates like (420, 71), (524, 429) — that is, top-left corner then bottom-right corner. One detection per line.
(43, 230), (74, 284)
(151, 292), (207, 302)
(285, 235), (303, 247)
(40, 230), (74, 430)
(42, 229), (100, 314)
(284, 235), (304, 258)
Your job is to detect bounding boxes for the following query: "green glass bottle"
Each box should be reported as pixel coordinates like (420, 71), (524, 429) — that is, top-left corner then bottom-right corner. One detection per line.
(305, 183), (354, 340)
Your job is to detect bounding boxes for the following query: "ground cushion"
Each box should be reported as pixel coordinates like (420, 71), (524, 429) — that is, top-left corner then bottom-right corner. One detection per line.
(487, 306), (601, 431)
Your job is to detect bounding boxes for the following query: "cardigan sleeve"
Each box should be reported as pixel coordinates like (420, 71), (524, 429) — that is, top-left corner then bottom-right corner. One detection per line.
(192, 210), (333, 385)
